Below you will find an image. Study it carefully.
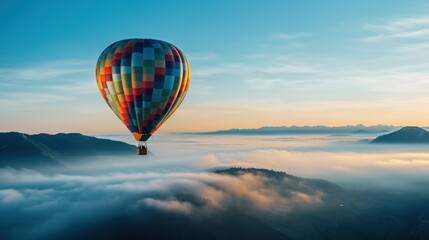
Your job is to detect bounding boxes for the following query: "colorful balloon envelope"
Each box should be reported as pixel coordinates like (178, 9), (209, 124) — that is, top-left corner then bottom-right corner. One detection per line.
(95, 39), (191, 155)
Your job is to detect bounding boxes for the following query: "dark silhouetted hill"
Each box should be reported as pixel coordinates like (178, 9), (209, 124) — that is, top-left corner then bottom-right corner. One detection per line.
(0, 132), (134, 168)
(372, 126), (429, 143)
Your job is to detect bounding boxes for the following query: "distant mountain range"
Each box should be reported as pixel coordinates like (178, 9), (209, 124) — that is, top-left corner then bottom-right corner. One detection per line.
(201, 125), (404, 135)
(372, 126), (429, 143)
(0, 132), (134, 168)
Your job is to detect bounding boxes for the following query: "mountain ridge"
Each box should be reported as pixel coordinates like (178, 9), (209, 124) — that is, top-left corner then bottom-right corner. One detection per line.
(0, 132), (134, 168)
(198, 125), (407, 135)
(372, 126), (429, 143)
(214, 167), (343, 194)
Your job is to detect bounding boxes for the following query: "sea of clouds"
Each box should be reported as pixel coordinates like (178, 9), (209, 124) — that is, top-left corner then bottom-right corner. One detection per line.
(1, 133), (429, 239)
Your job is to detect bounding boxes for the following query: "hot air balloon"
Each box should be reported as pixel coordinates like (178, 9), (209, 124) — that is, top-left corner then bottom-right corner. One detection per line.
(95, 39), (191, 155)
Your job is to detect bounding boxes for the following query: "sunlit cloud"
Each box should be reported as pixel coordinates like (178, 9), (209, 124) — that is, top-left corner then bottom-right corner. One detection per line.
(194, 147), (429, 188)
(141, 198), (193, 215)
(0, 163), (328, 239)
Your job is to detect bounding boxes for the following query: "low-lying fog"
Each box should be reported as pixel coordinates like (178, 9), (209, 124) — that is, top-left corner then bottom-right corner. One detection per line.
(93, 133), (429, 189)
(1, 133), (429, 240)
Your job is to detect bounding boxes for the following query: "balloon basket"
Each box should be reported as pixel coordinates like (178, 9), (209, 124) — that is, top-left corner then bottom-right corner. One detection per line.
(137, 141), (148, 155)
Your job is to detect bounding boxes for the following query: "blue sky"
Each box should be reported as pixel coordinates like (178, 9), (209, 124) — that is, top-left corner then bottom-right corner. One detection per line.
(1, 0), (429, 133)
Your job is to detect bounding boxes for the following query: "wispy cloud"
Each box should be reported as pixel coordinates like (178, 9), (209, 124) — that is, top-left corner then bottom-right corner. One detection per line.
(363, 16), (429, 32)
(0, 60), (93, 81)
(394, 42), (429, 52)
(258, 42), (305, 50)
(40, 81), (97, 95)
(186, 52), (218, 62)
(176, 95), (429, 131)
(0, 67), (88, 81)
(260, 63), (316, 74)
(0, 189), (23, 204)
(270, 32), (311, 41)
(361, 16), (429, 43)
(191, 66), (232, 78)
(0, 60), (95, 106)
(258, 32), (311, 50)
(0, 92), (73, 106)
